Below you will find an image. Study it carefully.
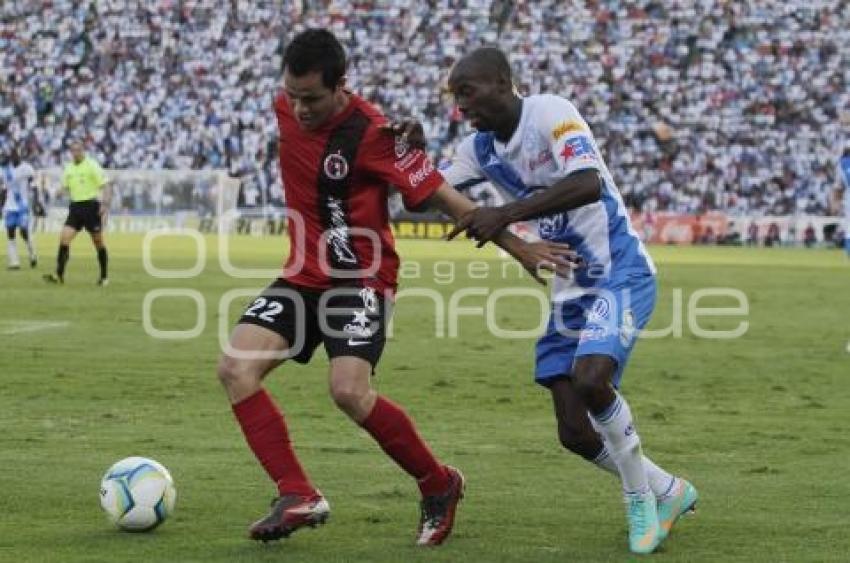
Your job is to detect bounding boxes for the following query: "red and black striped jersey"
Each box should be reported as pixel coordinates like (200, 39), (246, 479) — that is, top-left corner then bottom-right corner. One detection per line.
(274, 92), (443, 295)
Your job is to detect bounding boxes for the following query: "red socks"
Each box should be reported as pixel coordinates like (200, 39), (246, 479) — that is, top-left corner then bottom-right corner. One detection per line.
(233, 391), (449, 498)
(232, 389), (315, 497)
(361, 396), (450, 496)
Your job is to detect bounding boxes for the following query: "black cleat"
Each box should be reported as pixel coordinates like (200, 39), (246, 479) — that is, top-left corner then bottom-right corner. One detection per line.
(249, 492), (330, 542)
(96, 277), (109, 287)
(416, 466), (465, 546)
(30, 256), (38, 268)
(43, 273), (63, 284)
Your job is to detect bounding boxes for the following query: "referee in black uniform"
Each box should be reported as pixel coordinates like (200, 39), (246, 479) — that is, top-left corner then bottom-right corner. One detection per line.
(44, 141), (112, 285)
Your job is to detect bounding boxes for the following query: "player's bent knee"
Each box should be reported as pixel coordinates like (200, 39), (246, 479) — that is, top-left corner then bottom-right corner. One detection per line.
(329, 384), (363, 413)
(328, 377), (373, 420)
(557, 425), (602, 459)
(572, 371), (605, 400)
(216, 355), (262, 391)
(328, 357), (374, 419)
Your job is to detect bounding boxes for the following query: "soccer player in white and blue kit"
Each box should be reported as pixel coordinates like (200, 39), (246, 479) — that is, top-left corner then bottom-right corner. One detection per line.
(0, 148), (38, 270)
(439, 48), (697, 554)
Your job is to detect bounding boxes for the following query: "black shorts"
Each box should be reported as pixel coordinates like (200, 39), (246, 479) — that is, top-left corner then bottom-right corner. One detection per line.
(237, 279), (391, 368)
(65, 200), (102, 233)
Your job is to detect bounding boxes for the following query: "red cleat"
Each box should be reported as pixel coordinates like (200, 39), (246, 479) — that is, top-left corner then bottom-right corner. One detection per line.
(249, 492), (330, 542)
(416, 466), (465, 546)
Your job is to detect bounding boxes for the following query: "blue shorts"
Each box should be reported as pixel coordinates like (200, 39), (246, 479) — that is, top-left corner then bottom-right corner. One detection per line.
(4, 210), (29, 230)
(535, 275), (657, 387)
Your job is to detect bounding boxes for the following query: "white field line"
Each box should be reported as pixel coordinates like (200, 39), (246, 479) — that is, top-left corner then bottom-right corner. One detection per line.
(1, 321), (70, 335)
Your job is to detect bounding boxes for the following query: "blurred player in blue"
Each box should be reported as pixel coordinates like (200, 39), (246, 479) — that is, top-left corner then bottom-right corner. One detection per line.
(837, 146), (850, 257)
(0, 148), (38, 270)
(399, 48), (697, 554)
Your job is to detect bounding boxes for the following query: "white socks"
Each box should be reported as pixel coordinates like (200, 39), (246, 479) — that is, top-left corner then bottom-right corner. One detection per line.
(642, 456), (677, 499)
(7, 239), (20, 267)
(592, 446), (677, 499)
(591, 392), (649, 494)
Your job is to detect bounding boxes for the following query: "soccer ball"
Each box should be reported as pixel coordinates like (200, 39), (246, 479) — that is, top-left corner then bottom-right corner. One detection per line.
(99, 456), (177, 531)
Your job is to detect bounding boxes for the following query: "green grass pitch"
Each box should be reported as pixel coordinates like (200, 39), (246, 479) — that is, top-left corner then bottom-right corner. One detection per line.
(1, 233), (848, 562)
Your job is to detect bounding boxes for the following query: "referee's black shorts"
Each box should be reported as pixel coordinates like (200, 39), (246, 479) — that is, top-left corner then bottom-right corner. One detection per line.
(65, 199), (102, 233)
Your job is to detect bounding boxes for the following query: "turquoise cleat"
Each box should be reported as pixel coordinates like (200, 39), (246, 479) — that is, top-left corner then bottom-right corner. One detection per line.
(625, 489), (666, 554)
(657, 478), (698, 534)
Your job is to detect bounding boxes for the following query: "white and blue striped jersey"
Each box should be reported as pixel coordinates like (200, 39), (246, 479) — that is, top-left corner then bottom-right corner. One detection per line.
(1, 162), (35, 213)
(441, 94), (654, 302)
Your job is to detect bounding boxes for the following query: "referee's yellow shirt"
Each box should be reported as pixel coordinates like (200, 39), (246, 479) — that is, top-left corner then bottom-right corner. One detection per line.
(63, 156), (108, 202)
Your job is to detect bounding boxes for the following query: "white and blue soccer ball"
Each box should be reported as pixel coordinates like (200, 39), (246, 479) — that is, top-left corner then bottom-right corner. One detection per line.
(99, 457), (176, 531)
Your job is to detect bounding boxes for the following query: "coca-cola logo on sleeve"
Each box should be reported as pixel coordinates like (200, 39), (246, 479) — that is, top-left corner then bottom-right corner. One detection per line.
(408, 160), (434, 188)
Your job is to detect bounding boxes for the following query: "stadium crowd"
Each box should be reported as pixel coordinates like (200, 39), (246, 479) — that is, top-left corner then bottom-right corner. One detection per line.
(0, 0), (847, 216)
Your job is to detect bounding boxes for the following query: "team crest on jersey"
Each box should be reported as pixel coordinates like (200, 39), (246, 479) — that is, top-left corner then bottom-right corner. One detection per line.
(551, 120), (584, 140)
(324, 151), (349, 180)
(538, 212), (566, 239)
(588, 297), (611, 323)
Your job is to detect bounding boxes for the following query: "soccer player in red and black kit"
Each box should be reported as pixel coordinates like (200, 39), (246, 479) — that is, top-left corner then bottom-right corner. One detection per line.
(217, 29), (575, 547)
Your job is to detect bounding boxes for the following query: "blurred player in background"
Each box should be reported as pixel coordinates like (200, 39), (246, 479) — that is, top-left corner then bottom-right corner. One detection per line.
(30, 172), (49, 234)
(0, 147), (38, 270)
(217, 29), (575, 547)
(43, 141), (111, 285)
(837, 145), (850, 257)
(399, 47), (697, 554)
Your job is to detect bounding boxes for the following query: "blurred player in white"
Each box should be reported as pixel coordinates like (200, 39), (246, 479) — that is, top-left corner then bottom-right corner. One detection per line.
(0, 148), (38, 269)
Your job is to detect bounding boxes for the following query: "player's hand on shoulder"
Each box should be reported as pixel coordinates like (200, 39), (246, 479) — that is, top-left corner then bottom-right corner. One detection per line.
(380, 118), (428, 151)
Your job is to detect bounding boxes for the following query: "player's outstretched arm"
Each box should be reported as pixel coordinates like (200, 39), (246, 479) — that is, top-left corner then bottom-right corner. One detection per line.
(447, 169), (602, 247)
(429, 182), (578, 284)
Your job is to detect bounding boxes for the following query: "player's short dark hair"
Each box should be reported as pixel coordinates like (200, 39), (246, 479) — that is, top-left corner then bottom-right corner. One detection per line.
(467, 47), (512, 82)
(283, 29), (347, 89)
